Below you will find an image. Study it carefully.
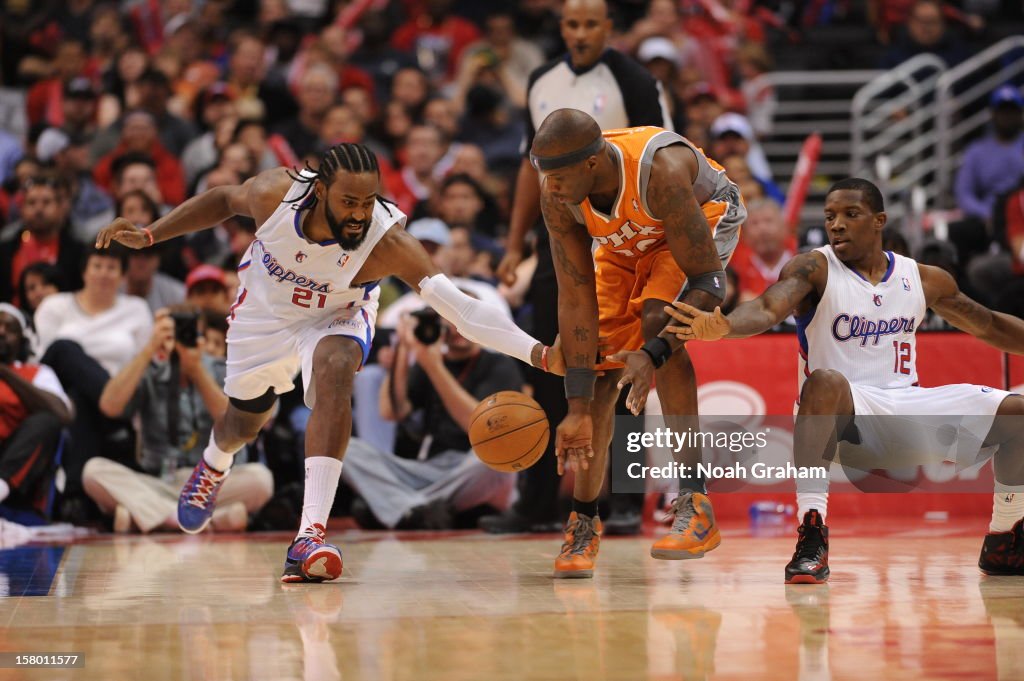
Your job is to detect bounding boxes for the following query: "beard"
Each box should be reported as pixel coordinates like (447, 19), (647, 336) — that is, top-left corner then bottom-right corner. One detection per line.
(325, 201), (372, 251)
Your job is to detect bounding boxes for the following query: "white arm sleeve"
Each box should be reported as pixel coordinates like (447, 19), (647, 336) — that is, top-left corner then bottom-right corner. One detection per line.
(418, 274), (539, 366)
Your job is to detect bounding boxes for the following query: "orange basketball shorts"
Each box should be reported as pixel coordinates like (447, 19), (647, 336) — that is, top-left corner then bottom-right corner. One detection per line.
(594, 200), (730, 370)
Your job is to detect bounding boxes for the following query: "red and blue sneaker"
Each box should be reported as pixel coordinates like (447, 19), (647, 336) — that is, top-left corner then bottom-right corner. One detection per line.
(281, 524), (344, 583)
(177, 459), (229, 534)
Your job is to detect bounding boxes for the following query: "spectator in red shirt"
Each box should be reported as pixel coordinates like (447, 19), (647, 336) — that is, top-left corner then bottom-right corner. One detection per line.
(25, 40), (90, 129)
(728, 198), (796, 302)
(0, 178), (85, 305)
(93, 111), (186, 205)
(391, 0), (481, 82)
(0, 303), (72, 517)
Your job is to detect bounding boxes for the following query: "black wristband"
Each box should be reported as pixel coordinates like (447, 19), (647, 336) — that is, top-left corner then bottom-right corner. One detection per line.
(564, 367), (597, 400)
(640, 336), (673, 369)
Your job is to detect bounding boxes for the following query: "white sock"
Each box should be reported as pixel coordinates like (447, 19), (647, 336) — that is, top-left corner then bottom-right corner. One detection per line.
(202, 432), (241, 473)
(797, 492), (828, 523)
(297, 457), (343, 539)
(989, 485), (1024, 533)
(0, 478), (9, 504)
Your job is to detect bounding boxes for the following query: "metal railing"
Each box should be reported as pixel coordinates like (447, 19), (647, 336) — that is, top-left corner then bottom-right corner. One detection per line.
(748, 69), (882, 226)
(849, 54), (948, 230)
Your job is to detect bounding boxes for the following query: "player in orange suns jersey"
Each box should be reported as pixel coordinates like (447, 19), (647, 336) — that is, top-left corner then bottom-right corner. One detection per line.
(531, 108), (746, 578)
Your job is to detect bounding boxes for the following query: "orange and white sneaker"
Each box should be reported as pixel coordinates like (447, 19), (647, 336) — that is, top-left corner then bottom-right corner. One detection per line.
(650, 492), (721, 560)
(553, 512), (602, 579)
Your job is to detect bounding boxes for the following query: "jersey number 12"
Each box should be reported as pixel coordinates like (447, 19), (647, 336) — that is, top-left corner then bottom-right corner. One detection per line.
(892, 341), (911, 375)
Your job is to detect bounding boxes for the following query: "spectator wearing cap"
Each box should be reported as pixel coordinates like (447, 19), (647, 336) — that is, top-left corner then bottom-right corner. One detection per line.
(379, 218), (510, 328)
(0, 303), (72, 519)
(0, 177), (85, 305)
(185, 265), (231, 316)
(636, 37), (689, 132)
(181, 83), (239, 186)
(954, 86), (1024, 224)
(61, 77), (100, 141)
(37, 128), (115, 242)
(93, 111), (186, 205)
(710, 112), (783, 203)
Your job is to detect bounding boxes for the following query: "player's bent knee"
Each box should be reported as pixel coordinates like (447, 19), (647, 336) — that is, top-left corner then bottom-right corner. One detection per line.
(996, 395), (1024, 417)
(802, 369), (852, 407)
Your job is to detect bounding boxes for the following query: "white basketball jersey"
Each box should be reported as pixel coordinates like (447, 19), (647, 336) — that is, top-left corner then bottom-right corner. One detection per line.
(235, 170), (407, 322)
(797, 246), (926, 390)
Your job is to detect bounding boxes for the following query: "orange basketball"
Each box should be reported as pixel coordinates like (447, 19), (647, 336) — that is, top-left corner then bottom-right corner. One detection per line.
(469, 391), (549, 472)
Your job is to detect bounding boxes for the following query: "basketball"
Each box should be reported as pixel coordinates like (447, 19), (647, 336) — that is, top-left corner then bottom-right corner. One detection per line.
(469, 391), (549, 472)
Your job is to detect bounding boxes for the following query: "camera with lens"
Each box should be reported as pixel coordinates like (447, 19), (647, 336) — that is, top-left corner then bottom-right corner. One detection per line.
(170, 310), (200, 348)
(410, 308), (442, 345)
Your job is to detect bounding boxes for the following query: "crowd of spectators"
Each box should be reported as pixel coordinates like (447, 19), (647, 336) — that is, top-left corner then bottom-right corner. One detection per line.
(0, 0), (1022, 531)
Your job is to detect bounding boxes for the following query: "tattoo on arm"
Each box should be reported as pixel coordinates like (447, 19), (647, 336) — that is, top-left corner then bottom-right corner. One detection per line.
(646, 173), (721, 277)
(552, 238), (590, 287)
(934, 292), (993, 335)
(572, 326), (589, 342)
(572, 353), (590, 367)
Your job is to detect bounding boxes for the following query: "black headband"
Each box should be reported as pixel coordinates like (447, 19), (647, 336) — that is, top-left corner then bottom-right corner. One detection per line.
(530, 136), (604, 171)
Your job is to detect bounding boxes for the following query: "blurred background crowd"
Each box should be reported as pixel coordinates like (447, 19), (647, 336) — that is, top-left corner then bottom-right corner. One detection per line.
(0, 0), (1022, 534)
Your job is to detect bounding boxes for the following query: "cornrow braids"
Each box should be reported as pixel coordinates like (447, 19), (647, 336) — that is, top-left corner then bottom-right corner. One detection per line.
(285, 142), (394, 215)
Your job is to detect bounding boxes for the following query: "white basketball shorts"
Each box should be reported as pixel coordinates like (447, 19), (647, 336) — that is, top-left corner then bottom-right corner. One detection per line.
(839, 382), (1015, 466)
(223, 293), (377, 409)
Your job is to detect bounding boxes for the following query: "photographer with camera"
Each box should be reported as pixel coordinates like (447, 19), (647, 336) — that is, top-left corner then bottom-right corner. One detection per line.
(82, 305), (273, 533)
(341, 306), (522, 530)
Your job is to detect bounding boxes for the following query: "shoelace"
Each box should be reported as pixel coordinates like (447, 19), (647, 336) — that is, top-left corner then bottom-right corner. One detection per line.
(297, 524), (327, 547)
(795, 526), (825, 561)
(669, 494), (697, 534)
(186, 466), (222, 509)
(563, 515), (596, 556)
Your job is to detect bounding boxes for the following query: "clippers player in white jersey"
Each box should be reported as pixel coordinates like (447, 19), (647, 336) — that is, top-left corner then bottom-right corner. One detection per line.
(96, 143), (562, 583)
(666, 178), (1024, 583)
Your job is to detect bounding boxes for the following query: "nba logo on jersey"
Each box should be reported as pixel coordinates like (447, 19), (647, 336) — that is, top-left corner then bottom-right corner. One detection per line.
(295, 251), (307, 263)
(338, 254), (350, 268)
(902, 277), (912, 291)
(872, 294), (883, 307)
(593, 94), (606, 114)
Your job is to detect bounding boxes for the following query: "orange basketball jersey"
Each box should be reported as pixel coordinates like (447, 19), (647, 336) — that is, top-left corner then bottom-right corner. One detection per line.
(567, 126), (743, 262)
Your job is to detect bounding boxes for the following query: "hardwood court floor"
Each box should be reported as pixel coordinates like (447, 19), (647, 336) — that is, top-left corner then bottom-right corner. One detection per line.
(1, 519), (1022, 681)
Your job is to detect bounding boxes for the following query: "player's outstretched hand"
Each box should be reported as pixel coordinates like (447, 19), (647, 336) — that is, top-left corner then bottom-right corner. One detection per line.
(496, 248), (523, 286)
(95, 217), (151, 250)
(607, 350), (654, 415)
(664, 302), (730, 342)
(555, 412), (594, 475)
